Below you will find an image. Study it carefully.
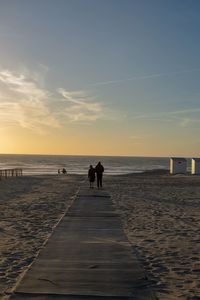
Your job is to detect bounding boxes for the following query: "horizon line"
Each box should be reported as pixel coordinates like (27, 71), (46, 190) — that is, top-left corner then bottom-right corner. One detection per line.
(0, 153), (192, 158)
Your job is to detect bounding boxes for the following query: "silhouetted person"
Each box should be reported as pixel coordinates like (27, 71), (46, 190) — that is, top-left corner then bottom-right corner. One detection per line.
(88, 165), (95, 188)
(95, 162), (104, 189)
(62, 168), (67, 174)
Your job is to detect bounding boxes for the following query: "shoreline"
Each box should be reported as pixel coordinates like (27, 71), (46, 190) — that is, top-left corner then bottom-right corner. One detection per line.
(1, 168), (170, 177)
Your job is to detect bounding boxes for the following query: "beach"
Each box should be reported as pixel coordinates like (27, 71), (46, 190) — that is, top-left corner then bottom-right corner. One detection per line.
(0, 174), (84, 299)
(0, 173), (200, 299)
(105, 172), (200, 299)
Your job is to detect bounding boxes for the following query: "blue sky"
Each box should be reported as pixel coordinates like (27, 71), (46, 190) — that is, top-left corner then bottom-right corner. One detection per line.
(0, 0), (200, 156)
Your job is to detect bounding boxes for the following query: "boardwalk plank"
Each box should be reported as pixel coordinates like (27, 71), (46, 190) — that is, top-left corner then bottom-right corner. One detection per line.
(10, 188), (157, 299)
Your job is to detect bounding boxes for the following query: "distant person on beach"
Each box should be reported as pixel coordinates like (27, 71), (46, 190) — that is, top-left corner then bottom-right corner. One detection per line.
(62, 168), (67, 174)
(95, 162), (104, 189)
(88, 165), (95, 188)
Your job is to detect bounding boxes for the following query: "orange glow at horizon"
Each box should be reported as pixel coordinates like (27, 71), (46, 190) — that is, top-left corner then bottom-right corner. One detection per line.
(0, 127), (199, 158)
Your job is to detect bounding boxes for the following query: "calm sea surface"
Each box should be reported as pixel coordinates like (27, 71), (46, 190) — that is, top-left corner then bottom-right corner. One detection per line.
(0, 154), (171, 175)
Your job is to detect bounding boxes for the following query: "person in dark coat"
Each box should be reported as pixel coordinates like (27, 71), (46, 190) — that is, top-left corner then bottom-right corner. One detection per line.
(62, 168), (67, 174)
(95, 161), (104, 189)
(88, 165), (95, 188)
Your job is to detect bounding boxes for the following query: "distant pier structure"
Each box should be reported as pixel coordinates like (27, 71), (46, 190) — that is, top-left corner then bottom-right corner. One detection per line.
(170, 158), (187, 175)
(0, 168), (23, 180)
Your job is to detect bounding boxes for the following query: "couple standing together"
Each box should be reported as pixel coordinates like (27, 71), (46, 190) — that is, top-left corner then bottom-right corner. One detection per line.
(88, 162), (104, 189)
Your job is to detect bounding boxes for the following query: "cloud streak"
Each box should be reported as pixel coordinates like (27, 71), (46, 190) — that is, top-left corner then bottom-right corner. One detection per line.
(88, 68), (200, 87)
(0, 68), (110, 133)
(0, 70), (62, 133)
(58, 88), (103, 122)
(130, 107), (200, 127)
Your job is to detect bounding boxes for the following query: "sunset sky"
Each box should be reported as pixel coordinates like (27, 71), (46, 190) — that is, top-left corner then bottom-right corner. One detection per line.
(1, 0), (200, 156)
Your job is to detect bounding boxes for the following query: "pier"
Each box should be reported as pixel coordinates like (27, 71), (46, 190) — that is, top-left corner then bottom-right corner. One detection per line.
(0, 168), (23, 180)
(10, 187), (156, 299)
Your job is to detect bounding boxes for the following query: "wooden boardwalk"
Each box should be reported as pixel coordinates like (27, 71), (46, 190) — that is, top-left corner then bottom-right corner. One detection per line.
(10, 187), (157, 300)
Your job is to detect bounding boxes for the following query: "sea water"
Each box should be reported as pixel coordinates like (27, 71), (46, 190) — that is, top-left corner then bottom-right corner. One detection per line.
(0, 154), (170, 175)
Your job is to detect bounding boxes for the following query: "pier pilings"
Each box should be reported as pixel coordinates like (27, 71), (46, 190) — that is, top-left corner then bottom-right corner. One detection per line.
(0, 168), (23, 180)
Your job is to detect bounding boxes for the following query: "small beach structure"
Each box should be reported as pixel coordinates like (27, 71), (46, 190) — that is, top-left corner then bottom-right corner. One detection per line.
(191, 158), (200, 175)
(170, 157), (187, 175)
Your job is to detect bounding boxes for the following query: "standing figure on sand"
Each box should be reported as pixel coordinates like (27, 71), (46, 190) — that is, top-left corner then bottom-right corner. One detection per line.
(58, 168), (67, 174)
(88, 162), (104, 189)
(88, 165), (96, 188)
(95, 161), (104, 189)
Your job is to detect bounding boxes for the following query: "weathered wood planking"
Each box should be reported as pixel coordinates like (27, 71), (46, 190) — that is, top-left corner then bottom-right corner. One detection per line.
(10, 187), (157, 300)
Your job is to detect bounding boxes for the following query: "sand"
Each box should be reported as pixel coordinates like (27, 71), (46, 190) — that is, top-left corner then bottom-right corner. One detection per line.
(1, 173), (200, 299)
(0, 174), (84, 299)
(105, 172), (200, 300)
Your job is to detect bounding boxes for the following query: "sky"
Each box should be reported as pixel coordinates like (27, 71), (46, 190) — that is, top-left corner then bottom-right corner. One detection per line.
(0, 0), (200, 156)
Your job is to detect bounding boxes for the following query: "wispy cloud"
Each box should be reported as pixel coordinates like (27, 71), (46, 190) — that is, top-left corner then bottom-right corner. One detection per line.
(0, 70), (59, 133)
(0, 68), (112, 133)
(58, 88), (104, 123)
(170, 108), (200, 115)
(88, 68), (200, 87)
(130, 107), (200, 127)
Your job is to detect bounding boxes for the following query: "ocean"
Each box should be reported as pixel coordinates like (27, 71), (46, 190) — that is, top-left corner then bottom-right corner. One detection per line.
(0, 154), (170, 175)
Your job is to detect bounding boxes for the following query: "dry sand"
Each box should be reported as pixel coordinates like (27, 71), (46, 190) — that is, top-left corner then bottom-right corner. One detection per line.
(0, 174), (84, 299)
(105, 172), (200, 300)
(1, 173), (200, 300)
